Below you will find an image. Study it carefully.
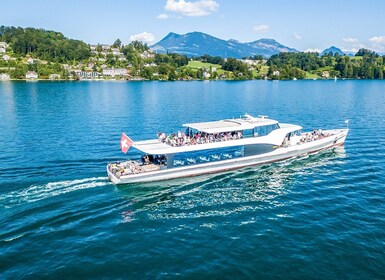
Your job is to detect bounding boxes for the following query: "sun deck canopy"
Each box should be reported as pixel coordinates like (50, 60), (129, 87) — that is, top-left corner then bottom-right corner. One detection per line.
(131, 123), (302, 155)
(183, 115), (279, 134)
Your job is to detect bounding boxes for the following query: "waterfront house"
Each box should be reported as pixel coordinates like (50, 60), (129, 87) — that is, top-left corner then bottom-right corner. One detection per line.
(203, 71), (211, 79)
(0, 73), (10, 80)
(26, 71), (38, 79)
(74, 70), (100, 79)
(49, 74), (61, 80)
(103, 68), (128, 77)
(322, 71), (330, 78)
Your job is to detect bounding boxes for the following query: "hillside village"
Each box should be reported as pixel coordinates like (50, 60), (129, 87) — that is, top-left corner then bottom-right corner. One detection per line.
(0, 40), (151, 81)
(0, 37), (266, 81)
(1, 26), (385, 81)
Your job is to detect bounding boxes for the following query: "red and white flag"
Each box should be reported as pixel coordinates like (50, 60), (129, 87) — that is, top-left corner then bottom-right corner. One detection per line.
(120, 133), (133, 154)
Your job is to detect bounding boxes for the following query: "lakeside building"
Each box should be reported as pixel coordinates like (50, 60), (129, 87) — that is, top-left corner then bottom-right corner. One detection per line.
(102, 68), (128, 77)
(322, 71), (330, 78)
(26, 71), (38, 79)
(49, 74), (61, 80)
(0, 73), (10, 80)
(73, 70), (100, 79)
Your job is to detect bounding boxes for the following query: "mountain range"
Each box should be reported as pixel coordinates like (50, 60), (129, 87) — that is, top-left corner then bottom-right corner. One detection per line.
(151, 32), (298, 58)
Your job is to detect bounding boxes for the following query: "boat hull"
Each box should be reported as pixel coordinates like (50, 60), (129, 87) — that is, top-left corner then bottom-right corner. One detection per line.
(107, 129), (348, 184)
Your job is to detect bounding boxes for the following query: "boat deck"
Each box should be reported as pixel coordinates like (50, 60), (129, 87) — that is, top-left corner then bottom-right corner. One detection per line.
(108, 161), (161, 179)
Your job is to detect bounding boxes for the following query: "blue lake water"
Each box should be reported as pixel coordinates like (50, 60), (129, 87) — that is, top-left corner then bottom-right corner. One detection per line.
(1, 80), (385, 278)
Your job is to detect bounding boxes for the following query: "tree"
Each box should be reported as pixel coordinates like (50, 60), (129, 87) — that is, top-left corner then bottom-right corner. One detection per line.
(112, 38), (122, 49)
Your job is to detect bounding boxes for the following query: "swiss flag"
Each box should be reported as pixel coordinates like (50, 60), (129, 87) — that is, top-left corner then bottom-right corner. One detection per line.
(120, 133), (133, 154)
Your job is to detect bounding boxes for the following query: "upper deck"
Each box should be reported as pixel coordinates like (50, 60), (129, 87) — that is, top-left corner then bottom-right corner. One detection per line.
(130, 114), (302, 155)
(182, 114), (279, 134)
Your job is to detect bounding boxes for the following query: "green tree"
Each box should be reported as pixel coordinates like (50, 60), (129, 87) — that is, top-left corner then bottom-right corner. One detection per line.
(112, 38), (122, 49)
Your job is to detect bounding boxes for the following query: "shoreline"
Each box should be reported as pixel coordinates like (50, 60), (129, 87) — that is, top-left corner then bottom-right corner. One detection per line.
(0, 77), (377, 82)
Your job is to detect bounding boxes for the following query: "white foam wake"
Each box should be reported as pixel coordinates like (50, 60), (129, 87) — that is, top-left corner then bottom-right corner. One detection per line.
(1, 177), (108, 207)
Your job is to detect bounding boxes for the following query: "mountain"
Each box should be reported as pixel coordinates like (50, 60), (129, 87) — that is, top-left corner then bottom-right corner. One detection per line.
(151, 32), (298, 58)
(246, 38), (298, 57)
(321, 46), (345, 56)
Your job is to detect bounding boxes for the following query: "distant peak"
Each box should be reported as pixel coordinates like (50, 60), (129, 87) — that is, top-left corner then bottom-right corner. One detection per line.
(164, 32), (180, 39)
(256, 38), (278, 43)
(321, 46), (345, 55)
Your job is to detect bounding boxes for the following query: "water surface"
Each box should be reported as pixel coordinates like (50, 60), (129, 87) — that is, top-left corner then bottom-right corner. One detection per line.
(1, 80), (385, 278)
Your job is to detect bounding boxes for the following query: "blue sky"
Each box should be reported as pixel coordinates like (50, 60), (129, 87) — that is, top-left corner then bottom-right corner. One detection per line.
(1, 0), (385, 53)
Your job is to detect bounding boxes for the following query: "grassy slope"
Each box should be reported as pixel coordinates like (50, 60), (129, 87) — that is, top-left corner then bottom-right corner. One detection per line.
(184, 61), (227, 75)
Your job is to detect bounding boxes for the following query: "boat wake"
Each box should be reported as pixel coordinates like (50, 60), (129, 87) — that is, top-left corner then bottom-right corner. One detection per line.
(0, 177), (109, 208)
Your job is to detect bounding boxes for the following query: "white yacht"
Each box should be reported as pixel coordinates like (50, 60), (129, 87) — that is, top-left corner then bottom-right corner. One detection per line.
(107, 114), (348, 184)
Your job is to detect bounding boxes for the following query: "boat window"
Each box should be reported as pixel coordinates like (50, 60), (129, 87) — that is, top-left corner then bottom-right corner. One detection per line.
(173, 146), (244, 166)
(243, 129), (254, 137)
(254, 124), (278, 136)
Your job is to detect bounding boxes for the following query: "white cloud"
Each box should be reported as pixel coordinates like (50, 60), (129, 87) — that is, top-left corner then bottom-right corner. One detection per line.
(294, 32), (302, 40)
(369, 36), (385, 43)
(129, 32), (156, 43)
(165, 0), (219, 17)
(253, 24), (269, 33)
(157, 13), (170, 19)
(304, 48), (321, 53)
(342, 38), (358, 43)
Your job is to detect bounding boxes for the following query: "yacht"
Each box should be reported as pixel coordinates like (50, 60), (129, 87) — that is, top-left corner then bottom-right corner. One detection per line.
(107, 114), (348, 184)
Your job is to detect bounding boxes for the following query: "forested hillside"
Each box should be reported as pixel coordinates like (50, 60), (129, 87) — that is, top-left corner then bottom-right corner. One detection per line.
(0, 26), (90, 62)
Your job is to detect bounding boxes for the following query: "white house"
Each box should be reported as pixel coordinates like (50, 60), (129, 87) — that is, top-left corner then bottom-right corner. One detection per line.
(103, 68), (128, 77)
(273, 70), (280, 76)
(322, 71), (330, 78)
(144, 62), (157, 67)
(140, 50), (155, 59)
(74, 71), (100, 79)
(2, 54), (11, 61)
(101, 45), (110, 50)
(203, 71), (211, 79)
(0, 47), (5, 53)
(0, 73), (10, 80)
(0, 42), (9, 49)
(27, 57), (35, 64)
(49, 74), (61, 80)
(26, 71), (38, 79)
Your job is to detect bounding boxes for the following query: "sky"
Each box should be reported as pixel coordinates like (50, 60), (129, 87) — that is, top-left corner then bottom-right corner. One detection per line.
(1, 0), (385, 53)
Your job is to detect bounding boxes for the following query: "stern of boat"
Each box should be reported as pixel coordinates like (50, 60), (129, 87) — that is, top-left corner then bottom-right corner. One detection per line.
(107, 164), (121, 184)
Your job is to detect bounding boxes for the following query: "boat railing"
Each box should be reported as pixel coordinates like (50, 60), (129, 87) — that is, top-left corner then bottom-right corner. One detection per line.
(158, 131), (244, 147)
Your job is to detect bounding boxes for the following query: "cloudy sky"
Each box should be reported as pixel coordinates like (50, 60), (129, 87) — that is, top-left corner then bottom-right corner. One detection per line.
(1, 0), (385, 53)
